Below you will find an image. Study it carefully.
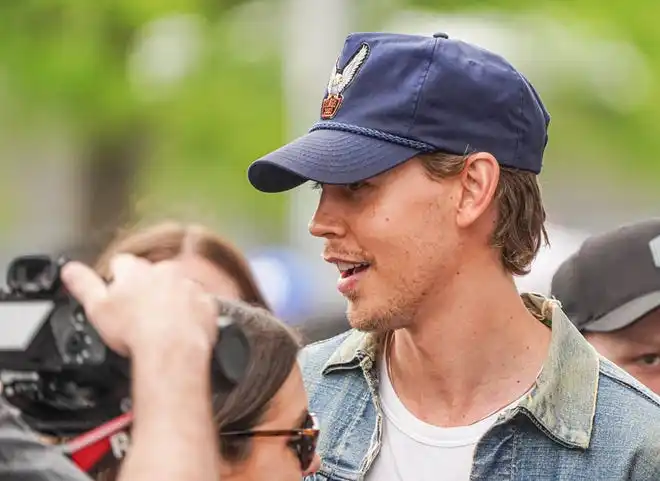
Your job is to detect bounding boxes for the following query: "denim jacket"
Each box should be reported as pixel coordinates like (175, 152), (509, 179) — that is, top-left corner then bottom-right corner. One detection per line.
(300, 294), (660, 481)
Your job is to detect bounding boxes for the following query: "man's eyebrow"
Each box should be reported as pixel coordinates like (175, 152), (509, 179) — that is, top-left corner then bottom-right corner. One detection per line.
(628, 340), (660, 351)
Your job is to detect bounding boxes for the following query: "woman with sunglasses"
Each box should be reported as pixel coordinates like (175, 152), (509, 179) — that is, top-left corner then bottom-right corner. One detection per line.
(200, 298), (321, 481)
(62, 257), (321, 481)
(27, 222), (319, 481)
(86, 222), (321, 481)
(74, 287), (321, 481)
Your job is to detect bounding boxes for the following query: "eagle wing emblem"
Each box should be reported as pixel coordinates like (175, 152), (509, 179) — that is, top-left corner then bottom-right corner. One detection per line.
(327, 44), (370, 96)
(321, 43), (370, 120)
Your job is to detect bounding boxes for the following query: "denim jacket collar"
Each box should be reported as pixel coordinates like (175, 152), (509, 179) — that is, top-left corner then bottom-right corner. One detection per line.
(321, 293), (599, 449)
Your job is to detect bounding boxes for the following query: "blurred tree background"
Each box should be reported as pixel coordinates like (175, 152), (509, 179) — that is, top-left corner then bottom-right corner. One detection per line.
(0, 0), (658, 262)
(0, 0), (287, 260)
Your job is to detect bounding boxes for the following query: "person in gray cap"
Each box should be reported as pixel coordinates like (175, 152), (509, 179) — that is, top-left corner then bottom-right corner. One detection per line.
(551, 219), (660, 394)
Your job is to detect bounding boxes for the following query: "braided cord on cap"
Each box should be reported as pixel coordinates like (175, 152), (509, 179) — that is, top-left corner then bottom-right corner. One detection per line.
(310, 121), (436, 152)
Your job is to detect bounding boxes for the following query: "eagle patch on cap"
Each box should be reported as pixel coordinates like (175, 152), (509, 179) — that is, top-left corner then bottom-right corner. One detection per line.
(321, 43), (370, 120)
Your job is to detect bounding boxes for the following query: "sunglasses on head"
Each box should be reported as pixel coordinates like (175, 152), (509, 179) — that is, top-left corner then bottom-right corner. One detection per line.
(220, 412), (319, 471)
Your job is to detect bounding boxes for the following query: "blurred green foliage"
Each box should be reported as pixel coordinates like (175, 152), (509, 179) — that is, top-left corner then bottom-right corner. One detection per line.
(0, 0), (287, 241)
(0, 0), (659, 243)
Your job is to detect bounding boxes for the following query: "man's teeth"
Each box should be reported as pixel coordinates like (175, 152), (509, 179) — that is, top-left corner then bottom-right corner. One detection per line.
(336, 262), (368, 273)
(337, 262), (355, 272)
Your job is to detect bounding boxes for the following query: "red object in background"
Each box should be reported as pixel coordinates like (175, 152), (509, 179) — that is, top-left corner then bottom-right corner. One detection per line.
(60, 412), (133, 472)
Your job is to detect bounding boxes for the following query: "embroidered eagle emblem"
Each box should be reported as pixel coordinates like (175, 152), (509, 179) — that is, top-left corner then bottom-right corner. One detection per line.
(321, 43), (370, 120)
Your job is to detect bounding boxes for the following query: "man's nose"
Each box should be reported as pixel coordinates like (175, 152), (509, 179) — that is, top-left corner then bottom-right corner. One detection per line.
(303, 453), (322, 477)
(308, 191), (347, 239)
(308, 215), (344, 239)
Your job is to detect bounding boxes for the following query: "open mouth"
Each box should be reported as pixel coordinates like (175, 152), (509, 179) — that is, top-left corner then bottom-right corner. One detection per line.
(337, 262), (370, 279)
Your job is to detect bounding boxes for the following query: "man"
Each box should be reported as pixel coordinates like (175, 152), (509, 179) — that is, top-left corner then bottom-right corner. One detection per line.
(248, 32), (660, 480)
(551, 219), (660, 394)
(0, 255), (221, 481)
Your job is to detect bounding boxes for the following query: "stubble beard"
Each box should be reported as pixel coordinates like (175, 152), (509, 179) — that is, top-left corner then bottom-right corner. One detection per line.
(346, 294), (411, 333)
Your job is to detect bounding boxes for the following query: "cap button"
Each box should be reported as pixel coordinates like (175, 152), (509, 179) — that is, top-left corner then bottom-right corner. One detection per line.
(433, 32), (449, 39)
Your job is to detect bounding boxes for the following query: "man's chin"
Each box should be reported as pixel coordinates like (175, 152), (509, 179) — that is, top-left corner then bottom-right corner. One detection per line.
(346, 304), (388, 333)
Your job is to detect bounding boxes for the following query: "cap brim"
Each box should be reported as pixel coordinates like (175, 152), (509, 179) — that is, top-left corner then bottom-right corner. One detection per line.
(248, 129), (421, 193)
(583, 291), (660, 332)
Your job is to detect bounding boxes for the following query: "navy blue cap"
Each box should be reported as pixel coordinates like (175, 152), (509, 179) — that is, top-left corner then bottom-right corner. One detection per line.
(248, 32), (551, 193)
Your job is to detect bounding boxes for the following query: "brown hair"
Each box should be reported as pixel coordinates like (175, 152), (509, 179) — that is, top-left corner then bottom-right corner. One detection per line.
(95, 222), (270, 310)
(93, 222), (295, 481)
(96, 300), (301, 481)
(419, 151), (549, 275)
(92, 221), (301, 480)
(212, 300), (302, 462)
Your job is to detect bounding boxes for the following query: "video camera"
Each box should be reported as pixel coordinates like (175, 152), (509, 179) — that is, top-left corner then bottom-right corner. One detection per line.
(0, 255), (250, 440)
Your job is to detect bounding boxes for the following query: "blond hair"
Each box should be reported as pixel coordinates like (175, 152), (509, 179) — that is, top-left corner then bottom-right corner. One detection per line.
(419, 152), (549, 275)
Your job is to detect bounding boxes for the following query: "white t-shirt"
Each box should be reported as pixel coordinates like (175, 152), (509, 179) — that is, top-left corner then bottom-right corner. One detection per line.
(366, 355), (527, 481)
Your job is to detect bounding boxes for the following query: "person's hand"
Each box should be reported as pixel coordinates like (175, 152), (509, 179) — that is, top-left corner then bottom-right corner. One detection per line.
(60, 254), (218, 357)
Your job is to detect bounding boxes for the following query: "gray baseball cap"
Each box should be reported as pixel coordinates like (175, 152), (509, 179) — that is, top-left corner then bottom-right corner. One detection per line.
(550, 219), (660, 332)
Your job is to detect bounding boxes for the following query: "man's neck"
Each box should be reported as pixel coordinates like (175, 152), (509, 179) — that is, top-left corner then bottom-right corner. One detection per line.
(387, 260), (551, 428)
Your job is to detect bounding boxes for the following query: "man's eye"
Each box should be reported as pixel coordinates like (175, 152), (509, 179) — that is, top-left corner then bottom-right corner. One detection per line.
(636, 354), (660, 367)
(346, 182), (366, 192)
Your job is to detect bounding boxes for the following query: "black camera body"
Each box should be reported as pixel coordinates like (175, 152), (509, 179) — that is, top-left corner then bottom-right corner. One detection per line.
(0, 255), (249, 437)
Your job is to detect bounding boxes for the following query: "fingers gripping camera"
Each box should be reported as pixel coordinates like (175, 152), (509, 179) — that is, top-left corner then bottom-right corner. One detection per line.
(0, 255), (250, 437)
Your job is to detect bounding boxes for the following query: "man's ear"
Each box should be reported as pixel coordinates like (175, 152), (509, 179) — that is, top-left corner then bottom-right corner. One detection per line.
(455, 152), (500, 228)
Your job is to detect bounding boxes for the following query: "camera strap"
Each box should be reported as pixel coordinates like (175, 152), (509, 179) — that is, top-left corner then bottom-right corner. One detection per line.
(59, 412), (133, 472)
